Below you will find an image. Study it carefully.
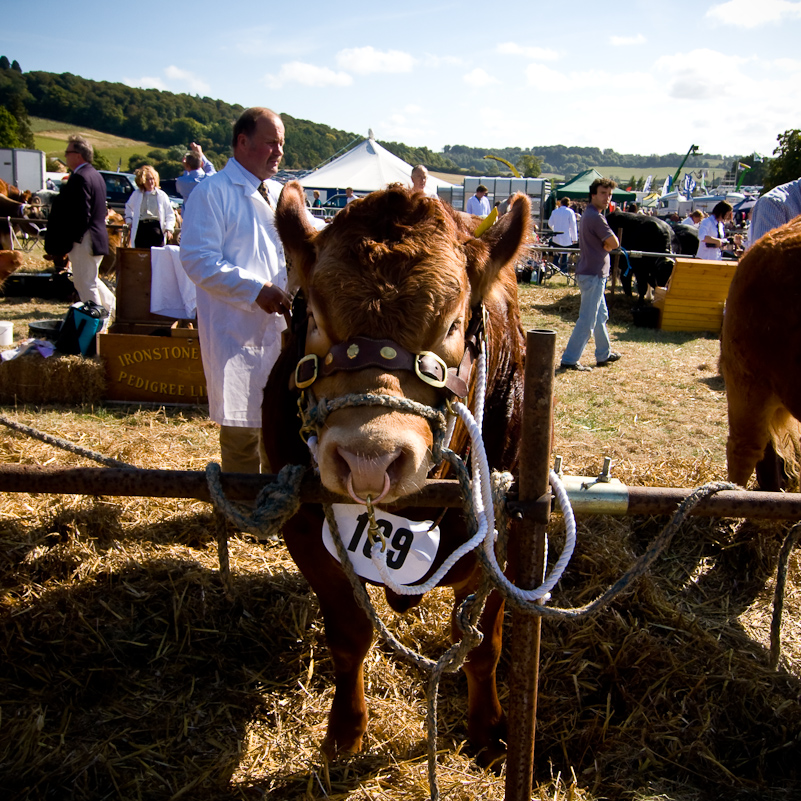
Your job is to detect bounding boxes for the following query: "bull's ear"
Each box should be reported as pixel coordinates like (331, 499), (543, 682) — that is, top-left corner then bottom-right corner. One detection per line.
(276, 181), (318, 292)
(464, 193), (531, 304)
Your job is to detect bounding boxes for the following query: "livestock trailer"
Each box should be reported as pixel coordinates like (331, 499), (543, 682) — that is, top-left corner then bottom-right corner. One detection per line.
(437, 176), (551, 229)
(0, 148), (46, 193)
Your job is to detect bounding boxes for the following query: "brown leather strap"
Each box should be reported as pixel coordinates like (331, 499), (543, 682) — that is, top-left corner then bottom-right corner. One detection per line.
(292, 305), (486, 400)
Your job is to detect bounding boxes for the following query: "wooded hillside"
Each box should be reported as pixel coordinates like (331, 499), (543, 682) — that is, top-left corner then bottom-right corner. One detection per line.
(0, 59), (771, 183)
(0, 64), (359, 171)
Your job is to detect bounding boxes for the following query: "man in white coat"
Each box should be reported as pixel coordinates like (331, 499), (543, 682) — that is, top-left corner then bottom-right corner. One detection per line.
(180, 107), (297, 473)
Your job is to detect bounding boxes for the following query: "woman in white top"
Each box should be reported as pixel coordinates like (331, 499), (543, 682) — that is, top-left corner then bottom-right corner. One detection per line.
(124, 165), (176, 248)
(695, 201), (733, 261)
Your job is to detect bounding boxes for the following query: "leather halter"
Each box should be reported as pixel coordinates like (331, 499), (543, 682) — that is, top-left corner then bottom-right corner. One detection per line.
(291, 300), (485, 401)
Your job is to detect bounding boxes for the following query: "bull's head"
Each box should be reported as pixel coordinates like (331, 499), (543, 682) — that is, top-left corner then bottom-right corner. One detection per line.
(275, 182), (530, 504)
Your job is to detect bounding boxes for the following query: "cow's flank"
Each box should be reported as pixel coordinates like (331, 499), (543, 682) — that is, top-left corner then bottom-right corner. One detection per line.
(265, 182), (530, 765)
(720, 216), (801, 490)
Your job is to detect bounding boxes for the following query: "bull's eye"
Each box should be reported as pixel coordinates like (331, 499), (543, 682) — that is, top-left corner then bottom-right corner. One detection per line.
(448, 320), (462, 337)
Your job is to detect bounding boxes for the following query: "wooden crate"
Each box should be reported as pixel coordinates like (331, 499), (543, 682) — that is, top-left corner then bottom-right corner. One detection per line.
(652, 258), (738, 333)
(97, 248), (208, 404)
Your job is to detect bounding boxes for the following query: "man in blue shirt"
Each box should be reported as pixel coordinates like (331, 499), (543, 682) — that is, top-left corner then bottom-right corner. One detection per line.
(176, 142), (216, 202)
(466, 184), (491, 217)
(560, 178), (622, 372)
(746, 177), (801, 249)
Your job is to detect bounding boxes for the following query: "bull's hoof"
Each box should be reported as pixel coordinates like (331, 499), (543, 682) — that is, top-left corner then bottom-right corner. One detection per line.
(475, 741), (507, 774)
(321, 730), (364, 760)
(470, 716), (508, 773)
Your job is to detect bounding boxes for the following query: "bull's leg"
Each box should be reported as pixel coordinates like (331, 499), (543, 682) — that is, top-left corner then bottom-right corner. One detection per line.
(283, 514), (373, 758)
(725, 382), (779, 487)
(755, 440), (787, 492)
(319, 597), (373, 757)
(453, 585), (506, 768)
(619, 270), (633, 297)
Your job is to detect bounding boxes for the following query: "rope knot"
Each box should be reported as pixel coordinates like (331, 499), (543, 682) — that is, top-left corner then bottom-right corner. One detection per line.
(205, 462), (306, 539)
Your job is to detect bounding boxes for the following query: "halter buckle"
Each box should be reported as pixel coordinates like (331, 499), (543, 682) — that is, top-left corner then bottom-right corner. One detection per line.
(295, 353), (319, 389)
(415, 351), (448, 389)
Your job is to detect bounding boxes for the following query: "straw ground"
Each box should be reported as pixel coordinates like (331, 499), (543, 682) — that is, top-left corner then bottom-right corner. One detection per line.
(0, 263), (798, 800)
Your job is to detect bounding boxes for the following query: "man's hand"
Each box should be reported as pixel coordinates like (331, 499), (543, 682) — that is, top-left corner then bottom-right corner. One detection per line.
(189, 142), (203, 157)
(255, 282), (292, 315)
(603, 233), (620, 252)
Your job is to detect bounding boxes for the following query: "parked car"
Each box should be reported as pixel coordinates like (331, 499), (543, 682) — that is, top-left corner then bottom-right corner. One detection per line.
(97, 170), (138, 212)
(323, 193), (358, 209)
(308, 193), (360, 220)
(159, 178), (184, 209)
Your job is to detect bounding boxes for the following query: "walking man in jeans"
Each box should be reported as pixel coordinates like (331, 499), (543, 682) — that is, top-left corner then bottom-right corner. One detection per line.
(560, 177), (622, 372)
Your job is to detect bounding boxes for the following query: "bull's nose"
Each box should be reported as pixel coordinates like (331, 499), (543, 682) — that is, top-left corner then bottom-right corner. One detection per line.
(337, 447), (401, 499)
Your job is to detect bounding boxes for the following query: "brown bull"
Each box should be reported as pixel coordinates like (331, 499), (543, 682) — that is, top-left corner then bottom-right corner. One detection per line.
(0, 250), (23, 285)
(0, 192), (27, 251)
(265, 182), (530, 765)
(720, 216), (801, 490)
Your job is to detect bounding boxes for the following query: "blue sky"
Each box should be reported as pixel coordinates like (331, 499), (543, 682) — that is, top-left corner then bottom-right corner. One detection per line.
(3, 0), (799, 159)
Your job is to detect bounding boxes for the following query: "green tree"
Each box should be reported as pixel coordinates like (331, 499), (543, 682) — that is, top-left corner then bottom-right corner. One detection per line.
(93, 150), (111, 170)
(0, 95), (34, 147)
(0, 56), (9, 70)
(0, 105), (24, 147)
(517, 154), (542, 178)
(762, 129), (801, 191)
(11, 60), (21, 73)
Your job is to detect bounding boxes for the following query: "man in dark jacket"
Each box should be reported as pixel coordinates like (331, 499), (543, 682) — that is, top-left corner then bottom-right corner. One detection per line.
(45, 135), (115, 316)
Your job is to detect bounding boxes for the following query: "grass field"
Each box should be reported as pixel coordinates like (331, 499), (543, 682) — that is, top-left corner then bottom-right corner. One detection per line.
(31, 117), (160, 171)
(0, 240), (798, 800)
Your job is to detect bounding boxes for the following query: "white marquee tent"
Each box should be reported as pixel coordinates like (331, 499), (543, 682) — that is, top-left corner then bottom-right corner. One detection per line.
(298, 131), (454, 198)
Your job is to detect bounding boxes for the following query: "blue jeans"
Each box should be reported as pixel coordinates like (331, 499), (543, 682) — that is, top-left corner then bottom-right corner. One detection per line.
(561, 274), (612, 365)
(552, 249), (569, 271)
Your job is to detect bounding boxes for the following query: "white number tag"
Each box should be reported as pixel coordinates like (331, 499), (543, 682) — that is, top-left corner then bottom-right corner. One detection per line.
(322, 503), (441, 586)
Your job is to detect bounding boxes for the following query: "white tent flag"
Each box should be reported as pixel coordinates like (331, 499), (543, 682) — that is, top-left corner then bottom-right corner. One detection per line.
(642, 175), (653, 193)
(298, 132), (455, 195)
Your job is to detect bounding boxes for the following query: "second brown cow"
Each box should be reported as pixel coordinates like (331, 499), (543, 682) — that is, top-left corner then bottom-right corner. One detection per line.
(721, 216), (801, 490)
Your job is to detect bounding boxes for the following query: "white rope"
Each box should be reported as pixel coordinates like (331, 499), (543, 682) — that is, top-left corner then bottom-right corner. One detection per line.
(365, 350), (577, 602)
(474, 339), (487, 430)
(6, 216), (20, 251)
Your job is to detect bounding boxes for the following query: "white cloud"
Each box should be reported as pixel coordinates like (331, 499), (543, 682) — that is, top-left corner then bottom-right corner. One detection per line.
(263, 61), (352, 89)
(422, 54), (466, 68)
(463, 68), (498, 87)
(706, 0), (801, 27)
(165, 66), (210, 94)
(123, 75), (168, 91)
(524, 63), (563, 88)
(771, 57), (801, 72)
(654, 48), (747, 100)
(609, 33), (646, 46)
(496, 42), (559, 61)
(336, 46), (416, 74)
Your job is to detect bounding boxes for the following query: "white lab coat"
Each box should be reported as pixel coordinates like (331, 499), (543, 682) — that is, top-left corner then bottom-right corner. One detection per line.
(180, 159), (288, 427)
(124, 188), (176, 246)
